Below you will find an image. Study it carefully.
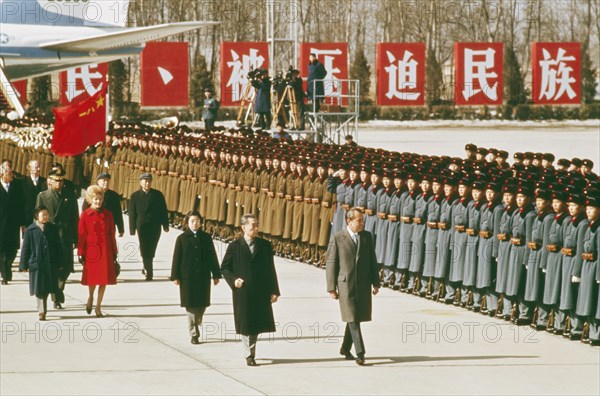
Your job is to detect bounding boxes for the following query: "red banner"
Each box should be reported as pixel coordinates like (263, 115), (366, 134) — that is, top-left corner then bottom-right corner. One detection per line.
(299, 43), (348, 105)
(59, 63), (108, 106)
(13, 80), (27, 103)
(52, 86), (108, 156)
(141, 42), (189, 108)
(220, 42), (269, 107)
(376, 43), (426, 106)
(532, 42), (581, 105)
(454, 42), (503, 105)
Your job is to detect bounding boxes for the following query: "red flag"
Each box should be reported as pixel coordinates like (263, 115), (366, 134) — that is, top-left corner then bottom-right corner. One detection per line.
(52, 85), (108, 156)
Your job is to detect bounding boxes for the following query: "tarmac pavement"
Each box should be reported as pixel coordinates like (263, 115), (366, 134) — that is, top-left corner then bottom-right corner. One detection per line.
(2, 125), (600, 395)
(1, 210), (599, 395)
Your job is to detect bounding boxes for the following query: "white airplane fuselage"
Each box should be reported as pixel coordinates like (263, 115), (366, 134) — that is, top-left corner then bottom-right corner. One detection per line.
(0, 23), (142, 80)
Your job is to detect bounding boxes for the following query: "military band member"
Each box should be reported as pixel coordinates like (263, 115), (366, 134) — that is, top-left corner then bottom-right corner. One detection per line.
(422, 175), (443, 297)
(476, 182), (504, 315)
(523, 189), (555, 328)
(381, 172), (401, 287)
(496, 184), (518, 319)
(396, 171), (419, 291)
(433, 177), (459, 302)
(409, 173), (432, 294)
(542, 188), (570, 332)
(463, 180), (485, 310)
(558, 193), (588, 338)
(571, 194), (599, 344)
(446, 177), (471, 304)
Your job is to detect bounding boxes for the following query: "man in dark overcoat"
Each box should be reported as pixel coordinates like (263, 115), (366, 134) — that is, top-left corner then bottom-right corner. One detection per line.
(307, 53), (327, 112)
(221, 213), (280, 366)
(326, 207), (380, 365)
(34, 168), (79, 307)
(129, 173), (169, 281)
(21, 159), (47, 226)
(0, 165), (26, 284)
(251, 70), (272, 130)
(171, 211), (222, 345)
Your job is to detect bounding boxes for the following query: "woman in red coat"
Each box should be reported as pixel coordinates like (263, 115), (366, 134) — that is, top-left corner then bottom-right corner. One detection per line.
(78, 185), (118, 317)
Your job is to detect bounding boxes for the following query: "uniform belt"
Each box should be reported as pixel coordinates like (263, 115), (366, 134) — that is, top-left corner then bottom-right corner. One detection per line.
(582, 252), (596, 261)
(546, 244), (559, 252)
(466, 228), (476, 236)
(561, 247), (574, 257)
(437, 222), (448, 230)
(276, 192), (284, 198)
(479, 230), (491, 239)
(365, 209), (373, 215)
(427, 222), (438, 229)
(497, 233), (509, 241)
(400, 216), (412, 224)
(511, 237), (523, 246)
(454, 225), (465, 233)
(321, 201), (331, 208)
(356, 206), (365, 212)
(387, 214), (398, 222)
(294, 196), (303, 202)
(377, 212), (387, 219)
(413, 217), (422, 225)
(527, 242), (540, 250)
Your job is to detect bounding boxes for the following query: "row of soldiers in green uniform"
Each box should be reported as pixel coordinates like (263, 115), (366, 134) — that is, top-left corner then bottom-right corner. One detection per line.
(1, 119), (599, 346)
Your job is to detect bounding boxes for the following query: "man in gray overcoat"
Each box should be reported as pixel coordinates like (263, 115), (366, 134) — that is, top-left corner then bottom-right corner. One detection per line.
(326, 207), (380, 366)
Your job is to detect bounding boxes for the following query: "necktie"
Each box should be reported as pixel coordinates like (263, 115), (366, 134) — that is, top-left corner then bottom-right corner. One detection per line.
(249, 240), (255, 254)
(352, 233), (358, 245)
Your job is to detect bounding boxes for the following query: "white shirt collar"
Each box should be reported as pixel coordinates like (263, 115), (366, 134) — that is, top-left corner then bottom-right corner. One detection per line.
(346, 226), (357, 240)
(1, 180), (9, 190)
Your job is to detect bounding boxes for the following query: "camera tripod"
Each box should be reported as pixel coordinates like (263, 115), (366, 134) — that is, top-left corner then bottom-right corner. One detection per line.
(272, 84), (301, 130)
(235, 83), (259, 127)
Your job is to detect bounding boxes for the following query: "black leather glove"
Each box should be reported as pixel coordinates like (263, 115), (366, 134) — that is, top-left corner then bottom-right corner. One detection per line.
(78, 256), (85, 265)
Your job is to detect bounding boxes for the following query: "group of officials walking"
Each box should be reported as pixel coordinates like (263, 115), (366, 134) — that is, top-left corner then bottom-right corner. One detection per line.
(1, 118), (599, 365)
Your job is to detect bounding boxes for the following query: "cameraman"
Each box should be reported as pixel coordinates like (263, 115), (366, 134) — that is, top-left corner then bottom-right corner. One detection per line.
(251, 69), (272, 130)
(290, 69), (305, 130)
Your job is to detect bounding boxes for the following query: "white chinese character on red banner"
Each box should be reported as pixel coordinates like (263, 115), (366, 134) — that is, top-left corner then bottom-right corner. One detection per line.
(311, 48), (342, 99)
(65, 64), (104, 103)
(384, 50), (420, 101)
(538, 48), (577, 101)
(463, 48), (498, 101)
(226, 49), (265, 102)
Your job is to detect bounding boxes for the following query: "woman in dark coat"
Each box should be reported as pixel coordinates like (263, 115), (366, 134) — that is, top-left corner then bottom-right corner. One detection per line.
(19, 207), (60, 321)
(171, 211), (221, 345)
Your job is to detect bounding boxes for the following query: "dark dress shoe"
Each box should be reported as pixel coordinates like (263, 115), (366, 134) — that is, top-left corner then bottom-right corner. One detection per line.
(355, 356), (365, 366)
(54, 303), (63, 310)
(568, 333), (581, 341)
(382, 282), (389, 288)
(340, 349), (355, 360)
(86, 305), (92, 315)
(191, 336), (200, 345)
(246, 357), (257, 366)
(552, 328), (563, 335)
(530, 323), (546, 331)
(514, 318), (531, 326)
(392, 285), (400, 291)
(589, 339), (600, 346)
(38, 313), (46, 321)
(444, 299), (454, 305)
(1, 280), (7, 285)
(145, 276), (153, 281)
(142, 269), (146, 275)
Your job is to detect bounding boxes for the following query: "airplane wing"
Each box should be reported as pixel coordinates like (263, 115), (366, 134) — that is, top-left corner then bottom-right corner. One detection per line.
(0, 62), (25, 118)
(38, 21), (219, 53)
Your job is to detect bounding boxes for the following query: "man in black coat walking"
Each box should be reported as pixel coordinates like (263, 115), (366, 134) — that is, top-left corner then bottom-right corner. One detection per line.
(21, 159), (47, 226)
(171, 211), (221, 344)
(0, 164), (26, 284)
(82, 173), (124, 237)
(34, 168), (79, 307)
(221, 213), (280, 366)
(129, 173), (169, 281)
